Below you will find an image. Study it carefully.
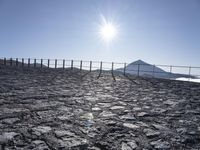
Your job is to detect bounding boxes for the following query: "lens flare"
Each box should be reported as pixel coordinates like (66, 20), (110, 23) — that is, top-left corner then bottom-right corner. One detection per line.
(98, 15), (119, 43)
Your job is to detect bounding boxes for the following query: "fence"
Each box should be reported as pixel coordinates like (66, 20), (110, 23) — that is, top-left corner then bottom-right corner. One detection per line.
(0, 57), (200, 82)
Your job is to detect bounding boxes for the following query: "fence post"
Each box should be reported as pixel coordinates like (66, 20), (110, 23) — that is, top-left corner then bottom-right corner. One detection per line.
(100, 62), (102, 73)
(16, 58), (18, 67)
(90, 61), (92, 72)
(63, 59), (65, 69)
(111, 62), (114, 75)
(55, 59), (57, 68)
(124, 63), (126, 76)
(48, 59), (50, 68)
(80, 60), (82, 71)
(28, 58), (30, 67)
(153, 65), (155, 77)
(71, 60), (73, 70)
(4, 58), (6, 66)
(41, 59), (43, 68)
(22, 58), (24, 67)
(188, 66), (191, 81)
(137, 64), (140, 77)
(34, 59), (36, 68)
(10, 58), (12, 66)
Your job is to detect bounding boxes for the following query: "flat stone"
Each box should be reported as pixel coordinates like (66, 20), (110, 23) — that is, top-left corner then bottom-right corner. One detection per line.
(123, 123), (139, 130)
(133, 107), (142, 111)
(32, 140), (49, 149)
(74, 109), (84, 115)
(127, 141), (137, 149)
(121, 141), (137, 150)
(0, 132), (19, 143)
(137, 122), (149, 127)
(58, 115), (70, 121)
(92, 107), (101, 111)
(152, 108), (167, 113)
(164, 100), (177, 106)
(106, 121), (117, 125)
(85, 97), (98, 102)
(120, 115), (136, 121)
(2, 108), (28, 113)
(33, 140), (45, 145)
(121, 142), (132, 150)
(137, 112), (148, 117)
(2, 117), (20, 124)
(150, 139), (170, 149)
(58, 106), (72, 111)
(152, 124), (169, 131)
(110, 106), (125, 110)
(99, 111), (116, 117)
(143, 106), (150, 109)
(185, 110), (200, 115)
(188, 131), (196, 135)
(97, 103), (112, 108)
(55, 130), (75, 138)
(61, 137), (88, 148)
(118, 101), (127, 106)
(80, 113), (94, 120)
(176, 128), (187, 134)
(33, 126), (52, 134)
(89, 146), (101, 150)
(143, 128), (160, 137)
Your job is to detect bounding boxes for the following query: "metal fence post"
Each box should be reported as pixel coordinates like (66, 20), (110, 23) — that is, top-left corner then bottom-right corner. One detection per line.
(48, 59), (50, 68)
(137, 64), (140, 77)
(153, 65), (155, 77)
(10, 58), (12, 66)
(55, 59), (57, 68)
(16, 58), (18, 67)
(111, 62), (114, 75)
(4, 58), (6, 66)
(90, 61), (92, 72)
(22, 58), (24, 67)
(124, 63), (126, 76)
(34, 59), (36, 68)
(41, 59), (43, 68)
(28, 58), (30, 67)
(63, 59), (65, 69)
(80, 60), (82, 71)
(71, 60), (73, 70)
(97, 61), (103, 79)
(100, 62), (102, 73)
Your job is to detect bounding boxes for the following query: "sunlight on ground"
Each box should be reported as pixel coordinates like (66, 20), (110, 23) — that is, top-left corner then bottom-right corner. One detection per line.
(176, 77), (200, 83)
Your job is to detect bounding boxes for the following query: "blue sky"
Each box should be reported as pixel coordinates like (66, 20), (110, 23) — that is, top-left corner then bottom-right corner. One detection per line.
(0, 0), (200, 66)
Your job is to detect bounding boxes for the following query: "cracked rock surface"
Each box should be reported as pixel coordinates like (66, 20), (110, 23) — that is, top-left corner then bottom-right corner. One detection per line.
(0, 66), (200, 149)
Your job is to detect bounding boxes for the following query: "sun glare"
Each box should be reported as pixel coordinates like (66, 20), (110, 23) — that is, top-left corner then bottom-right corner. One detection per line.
(98, 16), (118, 43)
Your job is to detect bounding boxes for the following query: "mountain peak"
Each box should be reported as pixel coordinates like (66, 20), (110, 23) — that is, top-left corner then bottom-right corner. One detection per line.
(130, 59), (148, 65)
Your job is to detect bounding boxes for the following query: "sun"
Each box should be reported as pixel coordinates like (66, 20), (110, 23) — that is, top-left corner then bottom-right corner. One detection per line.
(98, 16), (118, 43)
(100, 22), (117, 41)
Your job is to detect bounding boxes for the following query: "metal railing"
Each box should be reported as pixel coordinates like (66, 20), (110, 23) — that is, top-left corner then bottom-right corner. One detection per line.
(0, 57), (200, 82)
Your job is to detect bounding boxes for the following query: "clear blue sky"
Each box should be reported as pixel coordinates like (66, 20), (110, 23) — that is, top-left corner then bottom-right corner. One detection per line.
(0, 0), (200, 66)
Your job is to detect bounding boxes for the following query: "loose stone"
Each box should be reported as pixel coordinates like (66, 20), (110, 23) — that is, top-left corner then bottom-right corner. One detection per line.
(150, 139), (170, 149)
(143, 128), (160, 137)
(123, 123), (139, 130)
(137, 112), (148, 117)
(110, 106), (125, 110)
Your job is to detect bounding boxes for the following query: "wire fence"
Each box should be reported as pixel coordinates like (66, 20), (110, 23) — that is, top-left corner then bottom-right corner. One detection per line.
(0, 57), (200, 82)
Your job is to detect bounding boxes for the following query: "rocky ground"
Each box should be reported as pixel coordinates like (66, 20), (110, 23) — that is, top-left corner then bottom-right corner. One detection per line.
(0, 66), (200, 150)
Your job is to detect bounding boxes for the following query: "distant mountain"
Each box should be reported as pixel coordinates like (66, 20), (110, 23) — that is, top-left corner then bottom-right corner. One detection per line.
(116, 59), (196, 79)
